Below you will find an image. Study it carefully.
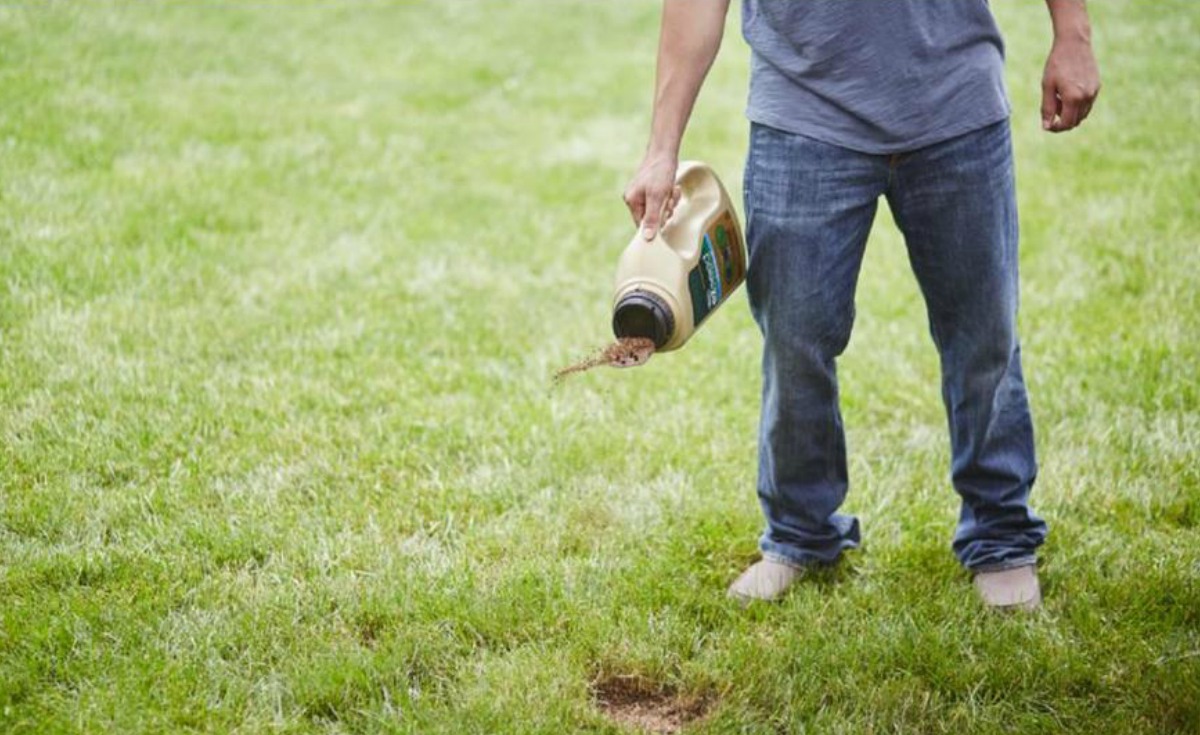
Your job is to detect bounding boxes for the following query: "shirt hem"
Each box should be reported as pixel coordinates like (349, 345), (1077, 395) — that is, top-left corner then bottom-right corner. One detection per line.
(745, 106), (1013, 156)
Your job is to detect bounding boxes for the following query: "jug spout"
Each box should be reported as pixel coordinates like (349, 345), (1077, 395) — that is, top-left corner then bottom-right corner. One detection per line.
(612, 290), (675, 349)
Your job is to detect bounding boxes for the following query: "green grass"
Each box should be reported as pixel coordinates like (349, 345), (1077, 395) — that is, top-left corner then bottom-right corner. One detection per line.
(1, 1), (1197, 733)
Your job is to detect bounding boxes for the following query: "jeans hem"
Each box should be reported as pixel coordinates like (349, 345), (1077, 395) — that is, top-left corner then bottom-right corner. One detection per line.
(760, 541), (854, 569)
(761, 551), (815, 571)
(968, 556), (1038, 574)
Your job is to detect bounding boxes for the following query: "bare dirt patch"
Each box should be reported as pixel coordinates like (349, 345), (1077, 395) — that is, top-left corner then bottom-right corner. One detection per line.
(591, 675), (711, 734)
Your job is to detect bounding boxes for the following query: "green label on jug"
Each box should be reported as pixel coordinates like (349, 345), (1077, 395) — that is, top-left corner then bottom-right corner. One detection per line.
(710, 211), (745, 295)
(688, 234), (722, 327)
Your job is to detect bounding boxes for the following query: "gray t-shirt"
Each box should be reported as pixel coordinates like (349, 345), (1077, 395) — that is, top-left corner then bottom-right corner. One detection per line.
(742, 0), (1011, 154)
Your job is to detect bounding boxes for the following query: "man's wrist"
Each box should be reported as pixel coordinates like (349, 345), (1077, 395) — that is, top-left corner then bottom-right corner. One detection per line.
(1047, 1), (1092, 45)
(644, 143), (680, 162)
(1052, 24), (1092, 45)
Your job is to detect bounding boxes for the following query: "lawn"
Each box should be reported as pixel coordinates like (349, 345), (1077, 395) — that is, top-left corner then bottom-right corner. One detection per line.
(1, 1), (1197, 733)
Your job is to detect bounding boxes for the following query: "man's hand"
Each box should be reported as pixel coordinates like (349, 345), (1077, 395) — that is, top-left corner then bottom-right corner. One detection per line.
(1042, 1), (1101, 133)
(623, 154), (681, 241)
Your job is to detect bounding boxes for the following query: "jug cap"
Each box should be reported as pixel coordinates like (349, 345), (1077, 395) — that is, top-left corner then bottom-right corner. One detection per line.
(612, 290), (674, 349)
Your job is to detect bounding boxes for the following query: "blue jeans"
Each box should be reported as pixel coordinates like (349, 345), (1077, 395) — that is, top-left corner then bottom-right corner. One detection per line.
(744, 120), (1047, 571)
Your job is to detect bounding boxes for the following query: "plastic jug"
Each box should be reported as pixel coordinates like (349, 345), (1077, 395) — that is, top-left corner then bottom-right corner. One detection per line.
(612, 161), (746, 353)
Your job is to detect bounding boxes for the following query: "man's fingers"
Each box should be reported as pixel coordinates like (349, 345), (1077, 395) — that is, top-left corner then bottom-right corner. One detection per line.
(662, 186), (683, 222)
(641, 190), (667, 240)
(1055, 105), (1076, 132)
(1049, 97), (1067, 132)
(1079, 86), (1100, 124)
(624, 170), (679, 240)
(1057, 91), (1086, 131)
(1041, 79), (1059, 131)
(623, 189), (646, 228)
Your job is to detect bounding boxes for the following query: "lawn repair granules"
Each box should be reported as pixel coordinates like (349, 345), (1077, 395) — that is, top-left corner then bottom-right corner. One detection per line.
(554, 337), (656, 383)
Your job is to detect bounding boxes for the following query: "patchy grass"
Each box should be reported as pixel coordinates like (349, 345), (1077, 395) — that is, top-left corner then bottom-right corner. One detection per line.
(1, 1), (1197, 733)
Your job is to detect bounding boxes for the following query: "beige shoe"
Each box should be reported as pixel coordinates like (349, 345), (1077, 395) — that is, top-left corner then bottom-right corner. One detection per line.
(727, 559), (806, 603)
(974, 564), (1041, 611)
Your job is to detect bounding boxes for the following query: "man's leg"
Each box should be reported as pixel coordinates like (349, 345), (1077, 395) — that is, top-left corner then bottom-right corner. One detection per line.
(742, 123), (887, 570)
(885, 121), (1048, 574)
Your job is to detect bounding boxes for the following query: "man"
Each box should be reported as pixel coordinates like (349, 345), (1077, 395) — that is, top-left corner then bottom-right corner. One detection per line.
(623, 1), (1100, 609)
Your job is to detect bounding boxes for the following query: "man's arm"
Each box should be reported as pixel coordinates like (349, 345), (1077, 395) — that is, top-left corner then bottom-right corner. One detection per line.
(1042, 0), (1101, 132)
(623, 0), (731, 240)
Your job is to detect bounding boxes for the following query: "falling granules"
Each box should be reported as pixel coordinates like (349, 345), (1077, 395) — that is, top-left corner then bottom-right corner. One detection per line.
(554, 337), (656, 383)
